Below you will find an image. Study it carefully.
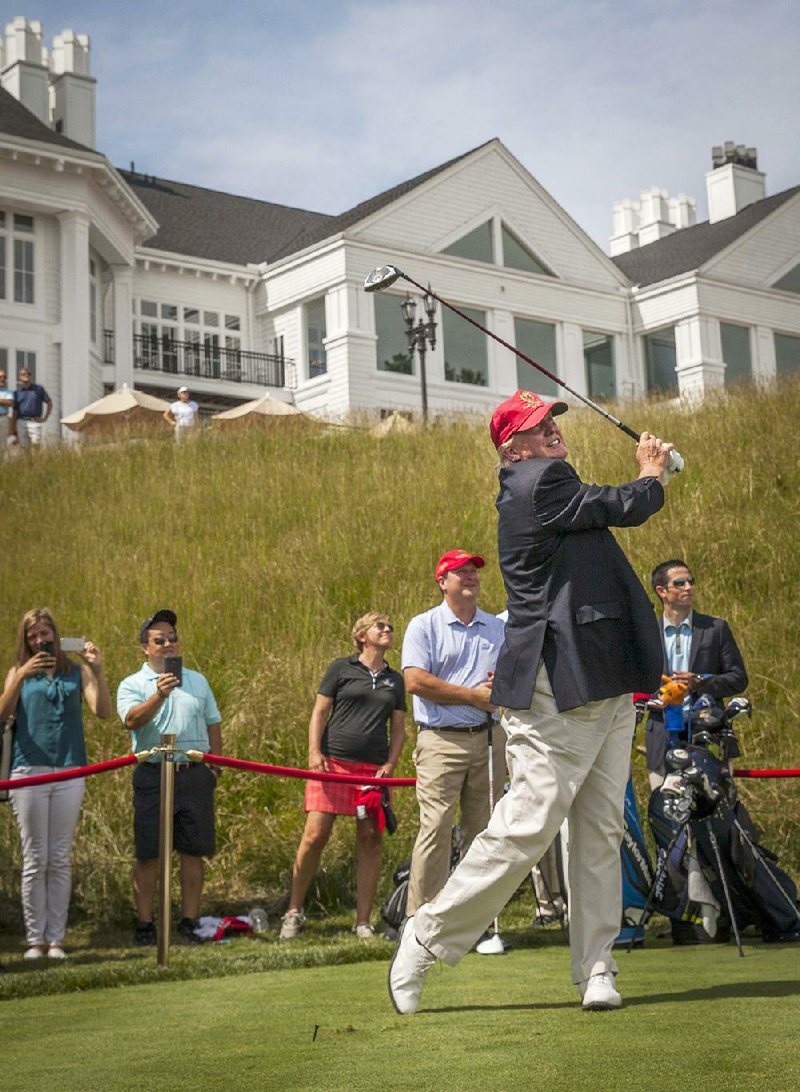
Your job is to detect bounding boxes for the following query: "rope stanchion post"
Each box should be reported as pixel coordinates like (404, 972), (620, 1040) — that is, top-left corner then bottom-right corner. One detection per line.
(157, 735), (176, 969)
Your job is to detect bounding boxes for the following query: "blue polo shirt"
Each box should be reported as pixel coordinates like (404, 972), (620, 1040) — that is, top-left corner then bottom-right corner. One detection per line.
(117, 663), (221, 762)
(401, 600), (505, 728)
(14, 383), (51, 419)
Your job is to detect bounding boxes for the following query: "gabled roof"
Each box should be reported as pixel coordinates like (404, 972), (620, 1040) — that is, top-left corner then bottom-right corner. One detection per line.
(119, 172), (330, 266)
(612, 186), (800, 287)
(267, 141), (493, 262)
(121, 141), (489, 267)
(0, 86), (92, 153)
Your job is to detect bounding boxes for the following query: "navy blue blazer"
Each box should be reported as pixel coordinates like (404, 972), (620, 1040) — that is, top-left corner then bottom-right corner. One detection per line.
(491, 457), (665, 713)
(645, 610), (748, 772)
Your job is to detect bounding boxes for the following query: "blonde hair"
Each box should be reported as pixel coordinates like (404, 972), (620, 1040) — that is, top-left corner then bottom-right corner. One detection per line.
(16, 607), (73, 674)
(351, 611), (389, 650)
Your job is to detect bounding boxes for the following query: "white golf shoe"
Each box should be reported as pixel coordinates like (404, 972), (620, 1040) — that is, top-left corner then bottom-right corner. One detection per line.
(388, 916), (436, 1014)
(581, 971), (622, 1010)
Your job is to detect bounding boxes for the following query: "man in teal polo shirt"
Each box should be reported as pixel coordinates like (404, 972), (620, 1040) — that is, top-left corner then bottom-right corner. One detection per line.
(117, 609), (223, 947)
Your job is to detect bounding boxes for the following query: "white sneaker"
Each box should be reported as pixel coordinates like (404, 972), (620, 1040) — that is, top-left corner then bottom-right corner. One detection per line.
(388, 916), (436, 1015)
(47, 945), (67, 960)
(23, 946), (45, 960)
(279, 909), (306, 941)
(581, 971), (622, 1010)
(352, 923), (376, 939)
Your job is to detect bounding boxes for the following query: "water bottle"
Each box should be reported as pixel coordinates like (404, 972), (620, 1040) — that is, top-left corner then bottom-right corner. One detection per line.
(248, 907), (269, 933)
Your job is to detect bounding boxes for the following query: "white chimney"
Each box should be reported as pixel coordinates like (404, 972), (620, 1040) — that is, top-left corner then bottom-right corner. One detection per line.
(706, 143), (765, 223)
(636, 186), (677, 247)
(50, 29), (96, 147)
(1, 16), (49, 124)
(609, 199), (641, 255)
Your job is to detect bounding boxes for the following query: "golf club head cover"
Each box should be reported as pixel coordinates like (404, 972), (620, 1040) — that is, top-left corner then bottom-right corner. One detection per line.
(355, 786), (386, 831)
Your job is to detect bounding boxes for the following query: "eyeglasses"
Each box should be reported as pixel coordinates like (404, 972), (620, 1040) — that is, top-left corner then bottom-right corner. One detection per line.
(373, 622), (394, 632)
(669, 578), (695, 588)
(151, 635), (179, 646)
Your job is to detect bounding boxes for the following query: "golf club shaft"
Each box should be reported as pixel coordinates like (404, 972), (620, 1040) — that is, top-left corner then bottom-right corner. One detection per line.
(397, 270), (640, 441)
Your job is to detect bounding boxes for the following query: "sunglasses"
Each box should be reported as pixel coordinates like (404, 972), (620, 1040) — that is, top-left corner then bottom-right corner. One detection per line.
(669, 578), (695, 588)
(373, 622), (394, 632)
(151, 635), (179, 646)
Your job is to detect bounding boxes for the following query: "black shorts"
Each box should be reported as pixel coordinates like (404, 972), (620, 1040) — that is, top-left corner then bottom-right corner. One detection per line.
(133, 762), (217, 860)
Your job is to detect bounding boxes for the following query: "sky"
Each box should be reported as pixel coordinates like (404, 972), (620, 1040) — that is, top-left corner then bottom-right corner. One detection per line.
(12, 0), (800, 251)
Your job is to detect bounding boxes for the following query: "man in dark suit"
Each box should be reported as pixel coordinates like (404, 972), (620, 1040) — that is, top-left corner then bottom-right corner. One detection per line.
(645, 559), (748, 788)
(390, 390), (674, 1015)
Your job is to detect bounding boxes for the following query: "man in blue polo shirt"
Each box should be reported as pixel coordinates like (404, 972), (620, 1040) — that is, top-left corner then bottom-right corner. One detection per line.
(402, 549), (506, 916)
(117, 609), (223, 947)
(13, 368), (52, 449)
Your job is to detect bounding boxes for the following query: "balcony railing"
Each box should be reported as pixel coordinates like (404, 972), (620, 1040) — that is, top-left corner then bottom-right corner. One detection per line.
(104, 330), (293, 389)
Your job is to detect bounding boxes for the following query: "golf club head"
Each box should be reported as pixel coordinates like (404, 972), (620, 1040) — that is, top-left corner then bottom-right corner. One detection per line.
(475, 932), (506, 955)
(364, 265), (403, 292)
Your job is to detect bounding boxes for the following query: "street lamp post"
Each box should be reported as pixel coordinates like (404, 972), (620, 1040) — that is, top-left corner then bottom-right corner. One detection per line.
(401, 288), (437, 422)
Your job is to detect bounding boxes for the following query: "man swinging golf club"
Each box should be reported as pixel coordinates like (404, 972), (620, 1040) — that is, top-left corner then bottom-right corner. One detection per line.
(389, 390), (674, 1013)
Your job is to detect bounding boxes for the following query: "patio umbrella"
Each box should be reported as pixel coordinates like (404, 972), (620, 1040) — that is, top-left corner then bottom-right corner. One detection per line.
(60, 386), (171, 433)
(210, 394), (318, 427)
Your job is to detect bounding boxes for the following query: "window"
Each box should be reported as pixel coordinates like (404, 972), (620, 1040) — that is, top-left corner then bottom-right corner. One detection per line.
(775, 333), (800, 376)
(306, 296), (327, 378)
(583, 331), (615, 399)
(0, 211), (36, 303)
(441, 218), (553, 276)
(442, 221), (494, 263)
(720, 323), (751, 384)
(141, 299), (158, 317)
(89, 258), (98, 344)
(374, 293), (413, 375)
(773, 264), (800, 295)
(514, 318), (558, 395)
(443, 305), (488, 386)
(643, 329), (678, 394)
(225, 314), (240, 331)
(501, 226), (551, 276)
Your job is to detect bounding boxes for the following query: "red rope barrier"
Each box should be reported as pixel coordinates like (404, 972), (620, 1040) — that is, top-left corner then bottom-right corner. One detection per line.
(0, 754), (138, 791)
(733, 768), (800, 779)
(202, 753), (416, 786)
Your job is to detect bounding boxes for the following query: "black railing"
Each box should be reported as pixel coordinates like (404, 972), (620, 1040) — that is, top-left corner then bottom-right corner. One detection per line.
(104, 330), (291, 389)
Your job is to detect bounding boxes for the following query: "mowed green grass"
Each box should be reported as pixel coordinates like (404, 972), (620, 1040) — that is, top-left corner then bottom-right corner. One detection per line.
(5, 941), (799, 1092)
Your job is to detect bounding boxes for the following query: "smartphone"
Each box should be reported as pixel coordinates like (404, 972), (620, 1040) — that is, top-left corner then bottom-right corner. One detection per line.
(164, 655), (183, 686)
(61, 637), (86, 654)
(39, 640), (55, 656)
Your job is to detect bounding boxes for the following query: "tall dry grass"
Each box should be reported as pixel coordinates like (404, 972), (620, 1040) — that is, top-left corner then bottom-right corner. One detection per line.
(0, 379), (798, 926)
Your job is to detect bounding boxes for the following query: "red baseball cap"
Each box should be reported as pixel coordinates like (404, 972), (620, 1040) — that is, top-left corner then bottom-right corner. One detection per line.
(435, 550), (485, 581)
(490, 390), (568, 448)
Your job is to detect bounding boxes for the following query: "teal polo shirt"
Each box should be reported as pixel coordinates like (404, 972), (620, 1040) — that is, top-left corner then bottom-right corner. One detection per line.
(117, 663), (221, 762)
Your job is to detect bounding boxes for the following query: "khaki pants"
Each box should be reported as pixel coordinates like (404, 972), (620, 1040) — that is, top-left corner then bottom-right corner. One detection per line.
(406, 724), (507, 916)
(415, 663), (632, 985)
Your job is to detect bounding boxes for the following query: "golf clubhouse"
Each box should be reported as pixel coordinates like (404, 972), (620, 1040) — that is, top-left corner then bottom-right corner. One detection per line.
(1, 16), (799, 438)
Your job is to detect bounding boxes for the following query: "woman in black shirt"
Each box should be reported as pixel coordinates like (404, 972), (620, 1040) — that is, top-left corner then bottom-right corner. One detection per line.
(280, 612), (406, 940)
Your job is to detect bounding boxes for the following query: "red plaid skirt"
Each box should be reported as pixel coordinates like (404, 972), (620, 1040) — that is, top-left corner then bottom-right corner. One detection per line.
(304, 757), (384, 816)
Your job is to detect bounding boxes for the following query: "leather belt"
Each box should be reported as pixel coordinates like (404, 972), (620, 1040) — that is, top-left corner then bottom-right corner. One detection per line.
(420, 723), (488, 734)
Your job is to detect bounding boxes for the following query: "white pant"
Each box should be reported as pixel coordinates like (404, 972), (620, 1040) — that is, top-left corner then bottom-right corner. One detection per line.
(16, 419), (43, 447)
(10, 768), (85, 946)
(415, 664), (632, 984)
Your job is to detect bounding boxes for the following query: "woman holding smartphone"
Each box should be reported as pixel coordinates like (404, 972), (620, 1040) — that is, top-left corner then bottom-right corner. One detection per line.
(0, 608), (112, 959)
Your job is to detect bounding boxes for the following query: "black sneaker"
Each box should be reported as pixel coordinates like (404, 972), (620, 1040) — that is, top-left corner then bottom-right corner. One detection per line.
(134, 921), (157, 947)
(177, 917), (202, 945)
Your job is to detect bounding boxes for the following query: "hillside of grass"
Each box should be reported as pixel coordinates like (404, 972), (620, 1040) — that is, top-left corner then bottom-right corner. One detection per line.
(1, 378), (798, 930)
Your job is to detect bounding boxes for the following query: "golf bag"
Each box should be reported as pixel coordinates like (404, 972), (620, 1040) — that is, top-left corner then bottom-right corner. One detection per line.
(648, 700), (800, 943)
(616, 775), (654, 946)
(380, 836), (462, 939)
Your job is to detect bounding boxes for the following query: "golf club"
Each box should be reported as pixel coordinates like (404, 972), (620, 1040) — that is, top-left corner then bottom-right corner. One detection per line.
(475, 717), (506, 955)
(364, 264), (684, 477)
